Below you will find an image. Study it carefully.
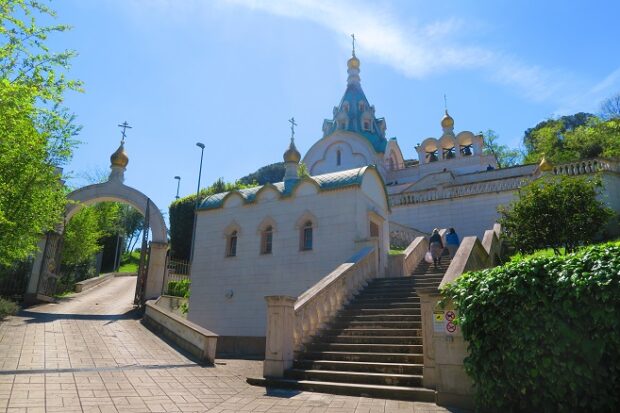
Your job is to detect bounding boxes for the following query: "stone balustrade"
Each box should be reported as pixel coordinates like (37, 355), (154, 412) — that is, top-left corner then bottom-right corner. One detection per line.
(263, 246), (378, 377)
(552, 158), (619, 176)
(389, 221), (429, 249)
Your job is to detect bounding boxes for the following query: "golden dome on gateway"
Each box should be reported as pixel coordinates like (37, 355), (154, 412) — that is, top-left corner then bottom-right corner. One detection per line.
(110, 142), (129, 168)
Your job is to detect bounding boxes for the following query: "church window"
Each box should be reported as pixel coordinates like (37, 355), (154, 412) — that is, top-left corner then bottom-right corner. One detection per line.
(301, 221), (313, 251)
(336, 150), (342, 166)
(370, 221), (380, 237)
(227, 231), (238, 257)
(261, 226), (273, 255)
(337, 120), (346, 129)
(359, 102), (365, 111)
(363, 120), (371, 131)
(343, 102), (349, 112)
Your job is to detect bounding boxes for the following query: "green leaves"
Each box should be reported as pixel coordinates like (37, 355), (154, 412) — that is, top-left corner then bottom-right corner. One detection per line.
(499, 175), (614, 254)
(442, 242), (620, 412)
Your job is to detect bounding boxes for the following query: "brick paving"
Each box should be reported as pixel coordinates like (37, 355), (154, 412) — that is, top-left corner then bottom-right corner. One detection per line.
(0, 277), (461, 412)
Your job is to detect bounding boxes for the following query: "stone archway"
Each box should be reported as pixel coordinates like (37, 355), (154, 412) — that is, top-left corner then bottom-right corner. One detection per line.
(26, 139), (169, 303)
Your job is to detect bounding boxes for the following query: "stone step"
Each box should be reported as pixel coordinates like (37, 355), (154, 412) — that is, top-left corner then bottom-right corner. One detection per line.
(321, 328), (421, 337)
(301, 351), (424, 364)
(285, 369), (423, 387)
(246, 377), (436, 402)
(336, 314), (421, 322)
(293, 359), (424, 375)
(351, 296), (421, 304)
(318, 335), (422, 345)
(306, 343), (423, 354)
(331, 320), (422, 329)
(339, 307), (421, 316)
(345, 302), (422, 310)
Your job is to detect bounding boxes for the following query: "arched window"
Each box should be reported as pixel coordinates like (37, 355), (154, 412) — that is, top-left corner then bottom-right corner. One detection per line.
(336, 150), (342, 166)
(363, 119), (371, 131)
(227, 231), (238, 257)
(261, 225), (273, 255)
(301, 221), (313, 251)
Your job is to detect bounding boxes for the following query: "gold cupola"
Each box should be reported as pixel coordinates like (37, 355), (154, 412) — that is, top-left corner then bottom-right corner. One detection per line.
(347, 54), (360, 70)
(110, 141), (129, 168)
(538, 155), (553, 172)
(441, 110), (454, 129)
(283, 138), (301, 164)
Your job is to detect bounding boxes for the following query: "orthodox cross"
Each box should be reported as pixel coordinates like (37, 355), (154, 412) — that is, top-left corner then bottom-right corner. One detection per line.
(289, 117), (298, 140)
(443, 94), (448, 112)
(117, 121), (132, 143)
(351, 33), (356, 56)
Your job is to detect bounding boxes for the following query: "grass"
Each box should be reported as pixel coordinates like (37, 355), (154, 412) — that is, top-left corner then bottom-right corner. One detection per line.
(0, 298), (18, 320)
(118, 251), (140, 273)
(389, 246), (406, 255)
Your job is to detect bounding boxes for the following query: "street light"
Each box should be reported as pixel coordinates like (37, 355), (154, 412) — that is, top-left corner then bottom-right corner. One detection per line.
(190, 142), (205, 263)
(174, 176), (181, 199)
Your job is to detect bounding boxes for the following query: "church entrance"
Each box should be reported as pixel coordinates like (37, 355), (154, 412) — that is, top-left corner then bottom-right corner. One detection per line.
(26, 136), (169, 305)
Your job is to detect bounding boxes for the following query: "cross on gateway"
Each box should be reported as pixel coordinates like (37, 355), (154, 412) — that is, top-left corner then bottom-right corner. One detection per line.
(289, 117), (298, 140)
(351, 33), (356, 56)
(117, 121), (132, 143)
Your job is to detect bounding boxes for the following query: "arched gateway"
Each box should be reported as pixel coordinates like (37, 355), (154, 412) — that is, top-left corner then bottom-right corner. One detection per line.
(26, 138), (168, 304)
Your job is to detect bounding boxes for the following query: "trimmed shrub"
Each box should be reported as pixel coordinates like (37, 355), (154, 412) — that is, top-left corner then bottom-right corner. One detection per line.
(443, 242), (620, 412)
(0, 298), (18, 319)
(167, 279), (190, 298)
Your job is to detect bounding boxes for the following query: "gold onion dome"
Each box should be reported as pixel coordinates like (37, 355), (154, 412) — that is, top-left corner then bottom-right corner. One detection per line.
(441, 110), (454, 129)
(347, 55), (360, 70)
(539, 155), (553, 172)
(110, 142), (129, 168)
(283, 139), (301, 163)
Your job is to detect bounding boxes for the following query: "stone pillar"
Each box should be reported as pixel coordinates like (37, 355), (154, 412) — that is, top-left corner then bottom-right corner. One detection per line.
(263, 296), (296, 378)
(145, 242), (168, 300)
(24, 236), (48, 302)
(419, 291), (474, 409)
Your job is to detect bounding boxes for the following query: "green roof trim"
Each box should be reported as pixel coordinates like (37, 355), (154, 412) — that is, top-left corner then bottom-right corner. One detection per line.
(198, 166), (380, 211)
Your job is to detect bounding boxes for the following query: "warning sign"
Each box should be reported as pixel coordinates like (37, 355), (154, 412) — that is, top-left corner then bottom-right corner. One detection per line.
(433, 311), (444, 332)
(433, 310), (458, 334)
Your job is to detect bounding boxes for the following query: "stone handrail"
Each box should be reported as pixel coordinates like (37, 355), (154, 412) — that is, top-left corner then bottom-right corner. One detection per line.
(293, 246), (377, 350)
(263, 246), (378, 377)
(403, 236), (429, 278)
(389, 221), (429, 249)
(552, 158), (619, 176)
(440, 223), (501, 289)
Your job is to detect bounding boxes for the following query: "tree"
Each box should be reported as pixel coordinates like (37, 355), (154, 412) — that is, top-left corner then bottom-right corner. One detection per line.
(482, 130), (521, 168)
(499, 175), (614, 254)
(0, 1), (80, 265)
(522, 113), (594, 163)
(62, 207), (103, 265)
(600, 92), (620, 120)
(0, 82), (67, 265)
(238, 162), (285, 185)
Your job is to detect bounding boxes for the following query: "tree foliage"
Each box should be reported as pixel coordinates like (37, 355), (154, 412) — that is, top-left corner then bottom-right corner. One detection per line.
(482, 129), (521, 168)
(600, 92), (620, 120)
(0, 82), (66, 265)
(62, 206), (103, 266)
(169, 178), (257, 260)
(0, 1), (80, 265)
(499, 175), (614, 254)
(238, 162), (285, 185)
(442, 242), (620, 412)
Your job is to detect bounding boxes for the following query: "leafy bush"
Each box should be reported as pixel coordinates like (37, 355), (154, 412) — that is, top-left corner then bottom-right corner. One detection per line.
(443, 242), (620, 412)
(167, 279), (190, 298)
(0, 298), (18, 319)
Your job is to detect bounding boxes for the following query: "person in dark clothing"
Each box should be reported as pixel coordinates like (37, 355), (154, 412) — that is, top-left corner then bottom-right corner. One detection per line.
(428, 228), (444, 268)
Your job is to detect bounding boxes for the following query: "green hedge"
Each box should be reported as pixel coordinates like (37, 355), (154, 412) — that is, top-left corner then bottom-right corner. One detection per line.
(0, 298), (18, 319)
(167, 279), (190, 298)
(443, 242), (620, 412)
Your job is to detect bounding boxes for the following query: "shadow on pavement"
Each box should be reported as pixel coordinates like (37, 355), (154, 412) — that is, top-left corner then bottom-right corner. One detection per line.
(17, 307), (143, 323)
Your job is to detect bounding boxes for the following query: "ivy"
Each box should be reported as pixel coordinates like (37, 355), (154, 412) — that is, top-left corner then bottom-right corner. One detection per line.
(443, 242), (620, 412)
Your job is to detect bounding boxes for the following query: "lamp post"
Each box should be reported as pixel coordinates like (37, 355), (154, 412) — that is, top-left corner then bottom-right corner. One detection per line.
(190, 142), (205, 264)
(174, 176), (181, 199)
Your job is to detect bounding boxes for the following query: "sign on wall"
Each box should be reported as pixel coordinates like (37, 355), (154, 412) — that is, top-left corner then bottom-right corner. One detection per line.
(433, 309), (458, 334)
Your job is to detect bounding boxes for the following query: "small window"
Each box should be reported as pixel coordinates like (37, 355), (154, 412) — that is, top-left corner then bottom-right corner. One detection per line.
(370, 221), (380, 238)
(301, 221), (313, 251)
(261, 226), (273, 254)
(338, 119), (346, 129)
(363, 120), (371, 131)
(336, 150), (342, 166)
(227, 231), (238, 257)
(343, 102), (349, 112)
(359, 101), (365, 111)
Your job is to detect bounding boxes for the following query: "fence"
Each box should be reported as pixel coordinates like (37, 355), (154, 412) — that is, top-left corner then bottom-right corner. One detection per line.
(163, 258), (191, 295)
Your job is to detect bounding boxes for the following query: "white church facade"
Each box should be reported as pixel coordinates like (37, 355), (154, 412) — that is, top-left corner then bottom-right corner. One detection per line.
(187, 49), (620, 355)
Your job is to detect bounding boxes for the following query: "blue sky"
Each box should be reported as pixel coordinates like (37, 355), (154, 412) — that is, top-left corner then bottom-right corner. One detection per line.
(50, 0), (620, 221)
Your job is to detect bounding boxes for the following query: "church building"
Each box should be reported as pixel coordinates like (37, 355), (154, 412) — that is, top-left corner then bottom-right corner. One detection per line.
(188, 46), (620, 355)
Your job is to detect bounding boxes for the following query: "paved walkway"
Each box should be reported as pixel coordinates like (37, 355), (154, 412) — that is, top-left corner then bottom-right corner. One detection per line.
(0, 276), (460, 413)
